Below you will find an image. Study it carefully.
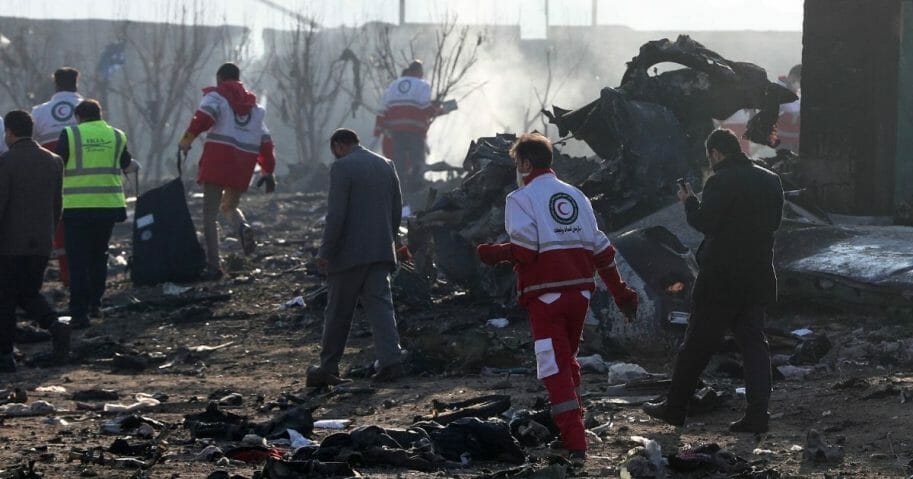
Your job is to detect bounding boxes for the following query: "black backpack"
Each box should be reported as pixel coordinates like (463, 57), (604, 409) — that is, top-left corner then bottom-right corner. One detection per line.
(131, 151), (205, 285)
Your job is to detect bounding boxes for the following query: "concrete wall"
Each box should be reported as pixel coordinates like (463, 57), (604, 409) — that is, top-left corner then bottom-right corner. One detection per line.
(799, 0), (903, 215)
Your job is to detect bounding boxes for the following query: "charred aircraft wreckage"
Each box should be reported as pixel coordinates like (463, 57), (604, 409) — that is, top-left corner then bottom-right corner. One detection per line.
(403, 36), (913, 353)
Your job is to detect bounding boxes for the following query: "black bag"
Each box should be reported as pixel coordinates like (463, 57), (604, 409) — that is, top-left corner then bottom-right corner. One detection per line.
(131, 152), (205, 285)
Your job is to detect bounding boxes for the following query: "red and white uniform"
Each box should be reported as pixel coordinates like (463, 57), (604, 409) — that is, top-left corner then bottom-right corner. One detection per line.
(374, 75), (439, 139)
(32, 91), (82, 286)
(32, 91), (83, 150)
(184, 81), (275, 191)
(479, 168), (631, 453)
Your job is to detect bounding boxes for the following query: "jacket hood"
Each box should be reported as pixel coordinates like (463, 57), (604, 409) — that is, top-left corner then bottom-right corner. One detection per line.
(203, 80), (256, 116)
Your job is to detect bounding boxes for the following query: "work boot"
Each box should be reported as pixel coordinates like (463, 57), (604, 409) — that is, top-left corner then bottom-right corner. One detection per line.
(239, 223), (256, 256)
(371, 363), (406, 383)
(0, 353), (16, 373)
(306, 366), (352, 388)
(729, 413), (770, 433)
(48, 321), (71, 361)
(642, 399), (686, 427)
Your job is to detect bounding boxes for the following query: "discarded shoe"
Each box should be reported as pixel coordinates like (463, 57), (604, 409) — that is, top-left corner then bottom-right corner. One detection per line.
(371, 363), (406, 383)
(49, 321), (71, 361)
(729, 413), (769, 433)
(306, 366), (352, 388)
(240, 223), (256, 256)
(642, 399), (686, 426)
(0, 353), (16, 373)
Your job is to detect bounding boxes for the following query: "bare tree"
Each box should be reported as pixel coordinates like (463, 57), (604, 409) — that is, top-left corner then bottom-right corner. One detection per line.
(265, 19), (361, 173)
(105, 6), (249, 182)
(362, 16), (485, 114)
(520, 46), (586, 135)
(0, 25), (65, 108)
(427, 16), (486, 106)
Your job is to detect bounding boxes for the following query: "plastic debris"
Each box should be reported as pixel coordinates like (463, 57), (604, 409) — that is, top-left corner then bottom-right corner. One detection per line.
(103, 394), (161, 413)
(162, 282), (193, 296)
(608, 363), (649, 385)
(578, 354), (609, 373)
(486, 318), (509, 328)
(196, 445), (225, 462)
(283, 296), (306, 309)
(288, 428), (314, 449)
(791, 328), (814, 338)
(34, 386), (67, 395)
(313, 419), (352, 429)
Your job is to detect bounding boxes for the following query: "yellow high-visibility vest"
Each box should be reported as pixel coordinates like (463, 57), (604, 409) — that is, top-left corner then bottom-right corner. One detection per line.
(62, 120), (127, 210)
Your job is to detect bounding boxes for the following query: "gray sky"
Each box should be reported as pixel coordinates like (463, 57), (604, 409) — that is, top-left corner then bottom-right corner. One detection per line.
(0, 0), (804, 39)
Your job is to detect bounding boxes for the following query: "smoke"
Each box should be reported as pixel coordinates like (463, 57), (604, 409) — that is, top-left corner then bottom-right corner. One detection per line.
(425, 33), (606, 164)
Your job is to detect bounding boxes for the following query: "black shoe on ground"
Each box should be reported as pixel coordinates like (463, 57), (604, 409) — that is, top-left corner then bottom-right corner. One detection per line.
(642, 399), (686, 427)
(49, 321), (71, 361)
(371, 363), (406, 383)
(70, 316), (90, 330)
(729, 413), (770, 433)
(306, 366), (352, 388)
(568, 450), (587, 466)
(239, 223), (256, 256)
(0, 353), (16, 373)
(202, 268), (226, 281)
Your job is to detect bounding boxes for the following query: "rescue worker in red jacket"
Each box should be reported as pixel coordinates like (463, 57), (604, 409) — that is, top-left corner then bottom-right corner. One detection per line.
(476, 133), (639, 463)
(374, 60), (442, 193)
(32, 67), (84, 288)
(178, 62), (276, 279)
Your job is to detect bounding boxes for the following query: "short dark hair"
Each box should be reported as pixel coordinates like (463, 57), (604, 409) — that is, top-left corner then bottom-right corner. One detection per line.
(4, 110), (33, 138)
(217, 62), (241, 81)
(54, 67), (79, 92)
(74, 100), (103, 121)
(406, 60), (423, 75)
(510, 133), (553, 168)
(330, 128), (359, 146)
(705, 128), (742, 158)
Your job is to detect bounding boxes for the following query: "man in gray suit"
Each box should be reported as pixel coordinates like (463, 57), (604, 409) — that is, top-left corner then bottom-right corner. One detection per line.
(308, 128), (405, 387)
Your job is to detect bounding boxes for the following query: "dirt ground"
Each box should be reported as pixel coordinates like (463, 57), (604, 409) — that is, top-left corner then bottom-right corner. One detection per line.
(2, 191), (912, 478)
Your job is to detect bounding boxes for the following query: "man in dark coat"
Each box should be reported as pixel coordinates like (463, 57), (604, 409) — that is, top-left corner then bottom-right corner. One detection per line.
(0, 110), (71, 372)
(308, 128), (405, 387)
(644, 128), (784, 433)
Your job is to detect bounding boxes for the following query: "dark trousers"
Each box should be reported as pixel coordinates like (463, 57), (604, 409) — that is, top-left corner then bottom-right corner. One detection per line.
(667, 302), (772, 417)
(390, 131), (426, 192)
(63, 218), (115, 320)
(0, 255), (56, 354)
(320, 263), (402, 375)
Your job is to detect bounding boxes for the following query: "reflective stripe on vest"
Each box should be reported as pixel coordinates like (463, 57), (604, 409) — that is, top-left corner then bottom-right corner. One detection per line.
(62, 121), (126, 210)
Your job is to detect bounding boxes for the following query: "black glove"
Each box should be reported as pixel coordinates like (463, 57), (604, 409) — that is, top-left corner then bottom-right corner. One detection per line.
(256, 174), (276, 193)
